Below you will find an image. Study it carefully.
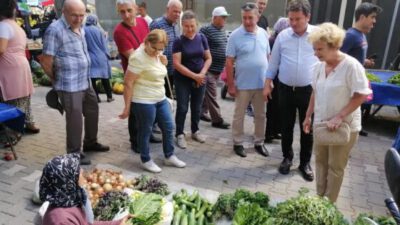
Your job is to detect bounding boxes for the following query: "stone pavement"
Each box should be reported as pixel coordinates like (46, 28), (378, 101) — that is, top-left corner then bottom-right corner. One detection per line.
(1, 86), (399, 225)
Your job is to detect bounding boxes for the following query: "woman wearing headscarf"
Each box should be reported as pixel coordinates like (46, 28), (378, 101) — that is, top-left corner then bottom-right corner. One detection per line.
(0, 0), (40, 138)
(39, 153), (130, 225)
(84, 14), (114, 103)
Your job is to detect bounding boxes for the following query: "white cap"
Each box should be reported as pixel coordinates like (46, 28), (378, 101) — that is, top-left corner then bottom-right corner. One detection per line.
(212, 6), (231, 17)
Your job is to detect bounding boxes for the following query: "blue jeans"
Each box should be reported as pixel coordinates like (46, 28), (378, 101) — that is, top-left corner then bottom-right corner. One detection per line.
(132, 99), (174, 163)
(393, 127), (400, 153)
(174, 78), (206, 136)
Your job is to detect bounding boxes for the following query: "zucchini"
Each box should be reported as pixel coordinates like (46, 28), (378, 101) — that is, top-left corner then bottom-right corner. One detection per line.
(181, 213), (188, 225)
(189, 208), (196, 225)
(173, 210), (183, 225)
(197, 214), (204, 225)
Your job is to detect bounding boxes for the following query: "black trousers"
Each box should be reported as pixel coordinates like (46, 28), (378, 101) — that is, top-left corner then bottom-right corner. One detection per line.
(279, 82), (313, 166)
(265, 78), (281, 138)
(91, 78), (112, 99)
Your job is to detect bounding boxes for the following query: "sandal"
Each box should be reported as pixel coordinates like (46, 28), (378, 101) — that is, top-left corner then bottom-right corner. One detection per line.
(25, 123), (40, 134)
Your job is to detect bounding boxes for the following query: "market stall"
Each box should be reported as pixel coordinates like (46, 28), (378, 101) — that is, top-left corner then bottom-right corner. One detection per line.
(366, 70), (400, 116)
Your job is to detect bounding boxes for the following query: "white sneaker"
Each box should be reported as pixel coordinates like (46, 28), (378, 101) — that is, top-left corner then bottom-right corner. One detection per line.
(176, 134), (187, 149)
(142, 160), (162, 173)
(164, 155), (186, 168)
(192, 131), (205, 143)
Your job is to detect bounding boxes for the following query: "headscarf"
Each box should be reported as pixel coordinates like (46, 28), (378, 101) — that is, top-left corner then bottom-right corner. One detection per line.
(86, 14), (98, 26)
(39, 153), (86, 208)
(273, 17), (290, 34)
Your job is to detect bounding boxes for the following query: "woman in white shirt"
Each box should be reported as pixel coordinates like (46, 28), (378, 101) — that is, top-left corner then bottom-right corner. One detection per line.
(119, 29), (186, 173)
(303, 22), (372, 203)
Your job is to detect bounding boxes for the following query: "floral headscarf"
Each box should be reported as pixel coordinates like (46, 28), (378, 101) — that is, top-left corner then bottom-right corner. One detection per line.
(273, 17), (290, 34)
(39, 153), (86, 207)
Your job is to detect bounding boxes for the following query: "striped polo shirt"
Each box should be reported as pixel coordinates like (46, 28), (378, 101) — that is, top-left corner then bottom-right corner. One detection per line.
(200, 24), (227, 74)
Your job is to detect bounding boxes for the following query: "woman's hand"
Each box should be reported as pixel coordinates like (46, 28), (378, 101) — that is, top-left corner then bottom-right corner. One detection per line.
(119, 107), (130, 119)
(159, 54), (168, 66)
(119, 214), (134, 225)
(327, 116), (343, 131)
(303, 117), (312, 134)
(194, 73), (206, 86)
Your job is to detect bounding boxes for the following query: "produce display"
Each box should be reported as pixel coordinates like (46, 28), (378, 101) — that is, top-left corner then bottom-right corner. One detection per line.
(73, 168), (395, 225)
(268, 191), (348, 225)
(134, 175), (170, 196)
(172, 189), (214, 225)
(82, 168), (137, 207)
(128, 192), (164, 225)
(111, 67), (125, 94)
(353, 213), (396, 225)
(212, 189), (270, 220)
(388, 73), (400, 86)
(232, 202), (270, 225)
(366, 72), (382, 82)
(93, 191), (130, 221)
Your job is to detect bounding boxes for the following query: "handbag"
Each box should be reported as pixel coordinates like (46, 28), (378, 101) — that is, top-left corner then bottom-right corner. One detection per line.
(313, 122), (351, 145)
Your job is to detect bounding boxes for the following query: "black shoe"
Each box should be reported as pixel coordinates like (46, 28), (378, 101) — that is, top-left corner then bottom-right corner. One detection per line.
(80, 153), (91, 165)
(83, 142), (110, 152)
(150, 134), (162, 143)
(212, 120), (230, 129)
(274, 133), (282, 139)
(254, 144), (269, 157)
(278, 158), (292, 175)
(264, 136), (273, 143)
(200, 115), (212, 122)
(298, 164), (314, 182)
(107, 97), (115, 102)
(359, 130), (368, 136)
(234, 145), (246, 157)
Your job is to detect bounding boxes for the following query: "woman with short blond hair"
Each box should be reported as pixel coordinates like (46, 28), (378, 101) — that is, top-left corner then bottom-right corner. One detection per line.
(119, 29), (186, 173)
(303, 22), (372, 202)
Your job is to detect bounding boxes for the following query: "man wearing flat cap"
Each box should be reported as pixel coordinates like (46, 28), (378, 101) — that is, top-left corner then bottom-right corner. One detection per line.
(199, 6), (231, 129)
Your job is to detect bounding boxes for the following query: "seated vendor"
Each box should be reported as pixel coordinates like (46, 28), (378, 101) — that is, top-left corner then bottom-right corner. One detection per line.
(39, 153), (132, 225)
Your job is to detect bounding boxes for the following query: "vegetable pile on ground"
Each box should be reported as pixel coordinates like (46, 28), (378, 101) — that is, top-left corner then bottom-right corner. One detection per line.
(353, 213), (396, 225)
(232, 202), (270, 225)
(212, 188), (270, 220)
(93, 191), (130, 221)
(134, 175), (170, 196)
(82, 168), (137, 206)
(366, 72), (382, 82)
(268, 190), (348, 225)
(111, 67), (124, 94)
(128, 192), (165, 225)
(172, 189), (214, 225)
(388, 73), (400, 86)
(30, 60), (52, 86)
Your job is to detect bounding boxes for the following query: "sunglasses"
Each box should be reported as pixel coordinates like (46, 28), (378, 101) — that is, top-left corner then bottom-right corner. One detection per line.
(241, 2), (259, 11)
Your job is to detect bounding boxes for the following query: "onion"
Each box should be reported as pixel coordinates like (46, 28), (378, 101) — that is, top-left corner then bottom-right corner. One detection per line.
(103, 183), (113, 192)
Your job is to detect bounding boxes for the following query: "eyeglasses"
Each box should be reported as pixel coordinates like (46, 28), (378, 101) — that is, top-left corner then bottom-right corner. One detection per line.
(241, 2), (259, 11)
(151, 46), (164, 52)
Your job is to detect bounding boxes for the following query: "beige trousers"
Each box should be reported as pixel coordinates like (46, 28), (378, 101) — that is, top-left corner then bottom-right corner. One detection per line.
(232, 89), (266, 145)
(315, 132), (359, 202)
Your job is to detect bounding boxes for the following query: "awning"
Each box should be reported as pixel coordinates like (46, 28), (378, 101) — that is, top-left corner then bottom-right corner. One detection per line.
(41, 0), (54, 6)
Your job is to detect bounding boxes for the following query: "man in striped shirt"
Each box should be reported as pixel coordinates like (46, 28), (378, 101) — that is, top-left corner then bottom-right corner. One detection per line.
(199, 6), (231, 129)
(150, 0), (182, 98)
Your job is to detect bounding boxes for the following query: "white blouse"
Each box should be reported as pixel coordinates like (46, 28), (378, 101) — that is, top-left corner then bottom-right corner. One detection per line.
(312, 54), (372, 132)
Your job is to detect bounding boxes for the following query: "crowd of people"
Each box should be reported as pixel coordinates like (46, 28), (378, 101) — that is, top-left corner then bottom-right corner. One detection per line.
(0, 0), (389, 221)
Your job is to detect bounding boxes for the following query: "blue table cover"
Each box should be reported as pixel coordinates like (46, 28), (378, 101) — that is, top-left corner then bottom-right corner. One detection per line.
(366, 70), (400, 106)
(0, 103), (25, 132)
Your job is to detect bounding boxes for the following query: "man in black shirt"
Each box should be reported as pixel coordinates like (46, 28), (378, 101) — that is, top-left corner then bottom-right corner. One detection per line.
(256, 0), (269, 30)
